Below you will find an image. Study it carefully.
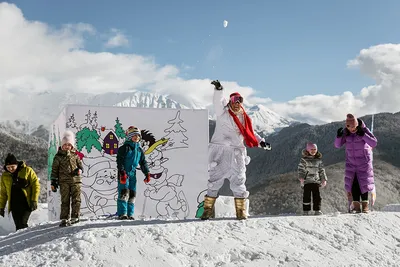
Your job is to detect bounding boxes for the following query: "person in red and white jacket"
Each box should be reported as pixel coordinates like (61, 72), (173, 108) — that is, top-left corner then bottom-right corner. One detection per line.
(200, 80), (271, 220)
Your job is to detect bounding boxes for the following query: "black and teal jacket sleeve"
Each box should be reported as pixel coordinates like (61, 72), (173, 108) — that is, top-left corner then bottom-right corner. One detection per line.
(116, 144), (126, 172)
(139, 148), (149, 175)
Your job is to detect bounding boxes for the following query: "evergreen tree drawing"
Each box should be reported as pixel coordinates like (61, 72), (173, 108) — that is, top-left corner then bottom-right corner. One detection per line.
(163, 110), (189, 150)
(114, 117), (126, 139)
(90, 111), (98, 129)
(66, 114), (78, 129)
(80, 110), (98, 131)
(76, 127), (102, 153)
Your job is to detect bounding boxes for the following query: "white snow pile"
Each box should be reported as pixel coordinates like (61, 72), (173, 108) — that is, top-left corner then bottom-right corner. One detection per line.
(0, 203), (48, 236)
(1, 208), (400, 266)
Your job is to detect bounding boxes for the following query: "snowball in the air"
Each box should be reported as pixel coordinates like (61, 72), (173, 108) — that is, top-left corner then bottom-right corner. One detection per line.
(223, 20), (228, 28)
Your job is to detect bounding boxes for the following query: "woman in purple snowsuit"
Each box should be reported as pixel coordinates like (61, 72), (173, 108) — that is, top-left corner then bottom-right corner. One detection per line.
(334, 114), (377, 213)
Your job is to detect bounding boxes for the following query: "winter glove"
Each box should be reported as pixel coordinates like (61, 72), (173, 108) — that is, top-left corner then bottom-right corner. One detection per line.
(260, 141), (272, 150)
(31, 201), (38, 211)
(337, 127), (344, 137)
(0, 208), (4, 217)
(144, 173), (151, 184)
(119, 170), (127, 185)
(51, 179), (58, 192)
(72, 168), (82, 176)
(320, 180), (327, 188)
(211, 80), (223, 90)
(356, 126), (365, 136)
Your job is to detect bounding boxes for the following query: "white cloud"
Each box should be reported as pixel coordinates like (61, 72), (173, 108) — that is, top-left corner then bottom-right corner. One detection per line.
(105, 28), (129, 48)
(0, 3), (261, 123)
(266, 43), (400, 124)
(1, 2), (400, 127)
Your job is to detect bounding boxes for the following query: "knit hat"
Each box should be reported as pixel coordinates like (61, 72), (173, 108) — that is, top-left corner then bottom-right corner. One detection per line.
(4, 153), (18, 166)
(229, 92), (243, 103)
(61, 130), (76, 148)
(306, 142), (317, 152)
(346, 114), (358, 128)
(126, 126), (141, 140)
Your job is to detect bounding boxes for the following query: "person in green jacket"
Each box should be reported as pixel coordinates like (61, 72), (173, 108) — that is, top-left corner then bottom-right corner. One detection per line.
(50, 130), (84, 227)
(0, 153), (40, 231)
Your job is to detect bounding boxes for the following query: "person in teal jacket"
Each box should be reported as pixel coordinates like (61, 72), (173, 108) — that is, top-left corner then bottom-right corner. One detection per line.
(116, 126), (150, 220)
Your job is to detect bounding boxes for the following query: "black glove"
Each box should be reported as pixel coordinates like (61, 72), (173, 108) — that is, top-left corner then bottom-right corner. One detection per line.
(72, 168), (82, 176)
(31, 201), (38, 211)
(51, 179), (58, 192)
(0, 208), (4, 217)
(260, 141), (271, 150)
(211, 80), (223, 90)
(356, 126), (365, 136)
(337, 127), (344, 137)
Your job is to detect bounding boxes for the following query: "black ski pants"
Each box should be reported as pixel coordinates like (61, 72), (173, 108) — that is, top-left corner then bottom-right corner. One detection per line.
(303, 183), (321, 211)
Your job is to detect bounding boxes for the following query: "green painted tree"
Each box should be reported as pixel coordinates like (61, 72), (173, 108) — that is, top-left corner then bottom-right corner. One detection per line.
(76, 127), (102, 153)
(47, 127), (58, 180)
(114, 117), (126, 139)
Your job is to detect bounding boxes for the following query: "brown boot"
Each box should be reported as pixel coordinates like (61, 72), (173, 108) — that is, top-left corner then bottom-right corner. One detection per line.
(352, 201), (361, 213)
(201, 196), (216, 220)
(234, 198), (248, 220)
(361, 201), (369, 213)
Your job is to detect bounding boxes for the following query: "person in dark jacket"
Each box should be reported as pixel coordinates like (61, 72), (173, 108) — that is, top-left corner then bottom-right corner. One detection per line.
(0, 153), (40, 231)
(116, 126), (150, 220)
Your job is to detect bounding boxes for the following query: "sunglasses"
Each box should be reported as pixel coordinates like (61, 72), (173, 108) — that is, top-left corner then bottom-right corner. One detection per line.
(230, 95), (243, 104)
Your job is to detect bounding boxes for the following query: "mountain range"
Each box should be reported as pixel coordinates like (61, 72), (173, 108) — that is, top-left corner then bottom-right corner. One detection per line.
(0, 90), (295, 137)
(1, 91), (400, 215)
(213, 112), (400, 214)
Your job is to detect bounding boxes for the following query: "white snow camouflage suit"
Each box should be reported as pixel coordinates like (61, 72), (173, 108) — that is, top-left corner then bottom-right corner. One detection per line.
(206, 88), (264, 198)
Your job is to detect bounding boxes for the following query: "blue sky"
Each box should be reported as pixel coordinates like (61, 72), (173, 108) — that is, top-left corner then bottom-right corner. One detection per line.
(8, 0), (400, 102)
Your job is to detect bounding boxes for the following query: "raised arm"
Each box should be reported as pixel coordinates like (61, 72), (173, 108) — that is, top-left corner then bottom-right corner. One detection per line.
(334, 127), (346, 148)
(362, 127), (377, 148)
(211, 80), (228, 117)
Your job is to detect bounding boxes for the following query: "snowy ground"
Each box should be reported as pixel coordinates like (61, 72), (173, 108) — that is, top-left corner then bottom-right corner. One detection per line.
(0, 203), (48, 236)
(0, 207), (400, 267)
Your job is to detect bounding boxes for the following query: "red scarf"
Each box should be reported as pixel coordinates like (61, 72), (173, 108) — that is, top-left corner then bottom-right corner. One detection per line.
(228, 107), (259, 147)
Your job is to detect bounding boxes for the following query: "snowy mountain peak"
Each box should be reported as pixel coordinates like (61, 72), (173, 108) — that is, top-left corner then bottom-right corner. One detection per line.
(0, 90), (295, 137)
(244, 103), (295, 136)
(114, 91), (189, 109)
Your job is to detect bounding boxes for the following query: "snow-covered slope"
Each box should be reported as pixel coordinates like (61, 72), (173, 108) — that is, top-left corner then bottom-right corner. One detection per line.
(1, 208), (400, 266)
